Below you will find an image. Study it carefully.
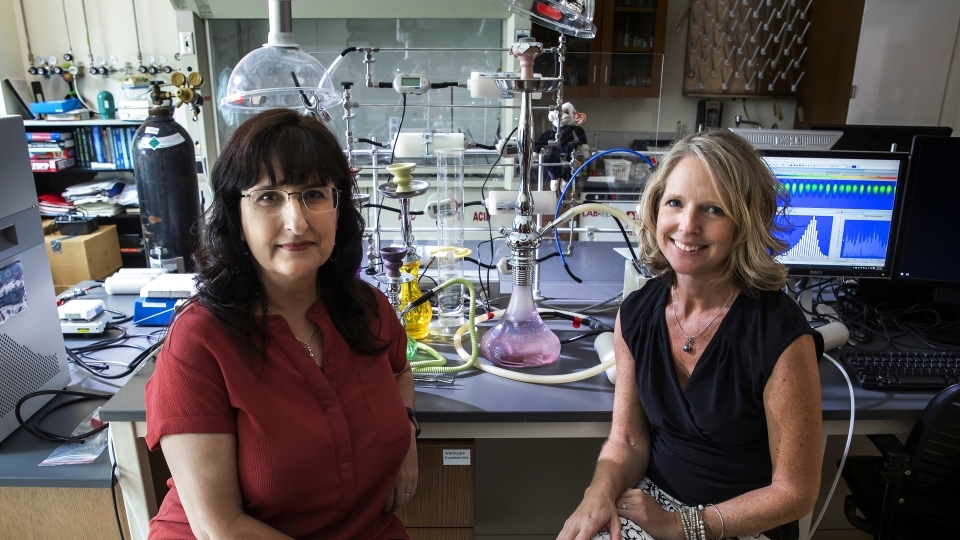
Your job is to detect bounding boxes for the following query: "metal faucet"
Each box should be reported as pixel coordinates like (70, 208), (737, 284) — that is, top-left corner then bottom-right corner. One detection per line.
(734, 115), (762, 129)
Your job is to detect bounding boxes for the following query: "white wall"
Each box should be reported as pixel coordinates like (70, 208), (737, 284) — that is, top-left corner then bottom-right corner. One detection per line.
(0, 0), (26, 115)
(938, 17), (960, 131)
(11, 0), (180, 112)
(847, 0), (960, 127)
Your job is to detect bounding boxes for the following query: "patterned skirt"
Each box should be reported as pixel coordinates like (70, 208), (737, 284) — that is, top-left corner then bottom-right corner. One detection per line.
(592, 478), (775, 540)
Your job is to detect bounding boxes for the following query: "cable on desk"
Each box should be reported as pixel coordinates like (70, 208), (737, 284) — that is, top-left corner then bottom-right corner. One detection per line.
(68, 339), (163, 380)
(14, 390), (113, 443)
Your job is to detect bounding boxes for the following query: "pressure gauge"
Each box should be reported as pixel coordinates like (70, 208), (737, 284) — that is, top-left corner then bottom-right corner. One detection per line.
(117, 66), (128, 75)
(109, 56), (119, 65)
(139, 65), (148, 73)
(96, 55), (106, 66)
(147, 55), (156, 65)
(392, 73), (430, 95)
(158, 55), (167, 64)
(68, 66), (79, 75)
(34, 55), (45, 65)
(52, 66), (64, 75)
(163, 66), (173, 74)
(47, 55), (57, 65)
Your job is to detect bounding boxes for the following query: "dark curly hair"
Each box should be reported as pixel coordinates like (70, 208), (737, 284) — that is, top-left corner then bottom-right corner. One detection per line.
(191, 107), (388, 365)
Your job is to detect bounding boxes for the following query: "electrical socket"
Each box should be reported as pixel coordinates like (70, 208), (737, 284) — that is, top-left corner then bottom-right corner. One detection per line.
(179, 32), (195, 56)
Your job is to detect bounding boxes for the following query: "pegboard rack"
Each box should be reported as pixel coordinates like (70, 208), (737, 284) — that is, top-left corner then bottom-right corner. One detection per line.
(683, 0), (811, 97)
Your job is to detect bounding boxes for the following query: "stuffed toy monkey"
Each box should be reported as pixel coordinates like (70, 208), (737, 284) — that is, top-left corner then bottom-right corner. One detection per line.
(534, 102), (588, 181)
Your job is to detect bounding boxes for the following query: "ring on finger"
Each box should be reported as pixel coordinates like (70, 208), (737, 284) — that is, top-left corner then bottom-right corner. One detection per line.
(621, 502), (627, 509)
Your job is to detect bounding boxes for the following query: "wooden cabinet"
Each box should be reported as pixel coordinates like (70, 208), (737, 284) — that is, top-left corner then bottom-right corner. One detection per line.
(397, 440), (475, 539)
(531, 0), (668, 99)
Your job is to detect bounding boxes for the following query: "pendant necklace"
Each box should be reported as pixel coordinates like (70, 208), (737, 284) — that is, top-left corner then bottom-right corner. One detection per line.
(268, 308), (317, 359)
(672, 286), (736, 353)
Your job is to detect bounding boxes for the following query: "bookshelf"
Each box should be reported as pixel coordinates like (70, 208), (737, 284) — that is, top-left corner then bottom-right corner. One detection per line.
(25, 120), (147, 268)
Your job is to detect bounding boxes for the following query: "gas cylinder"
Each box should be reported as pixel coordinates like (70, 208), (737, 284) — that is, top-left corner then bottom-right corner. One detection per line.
(131, 105), (201, 272)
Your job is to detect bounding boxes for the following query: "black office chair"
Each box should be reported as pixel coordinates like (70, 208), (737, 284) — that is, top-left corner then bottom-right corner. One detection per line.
(840, 383), (960, 540)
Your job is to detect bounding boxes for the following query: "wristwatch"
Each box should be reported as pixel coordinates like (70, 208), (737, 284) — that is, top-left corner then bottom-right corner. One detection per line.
(405, 407), (421, 438)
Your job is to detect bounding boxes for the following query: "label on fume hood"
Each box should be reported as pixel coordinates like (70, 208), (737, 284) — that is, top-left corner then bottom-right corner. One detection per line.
(442, 449), (471, 466)
(139, 133), (186, 150)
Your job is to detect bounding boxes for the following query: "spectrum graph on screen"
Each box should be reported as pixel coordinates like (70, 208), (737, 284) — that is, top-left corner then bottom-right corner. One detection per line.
(763, 154), (902, 274)
(840, 220), (890, 260)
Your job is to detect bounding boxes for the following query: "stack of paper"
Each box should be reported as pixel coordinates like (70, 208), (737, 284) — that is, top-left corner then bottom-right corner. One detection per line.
(62, 176), (127, 216)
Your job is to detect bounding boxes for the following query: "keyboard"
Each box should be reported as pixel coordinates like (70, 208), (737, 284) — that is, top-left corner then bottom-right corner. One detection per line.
(840, 350), (960, 391)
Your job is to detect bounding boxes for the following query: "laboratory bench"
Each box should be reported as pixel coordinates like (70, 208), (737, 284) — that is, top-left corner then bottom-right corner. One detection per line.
(8, 242), (940, 539)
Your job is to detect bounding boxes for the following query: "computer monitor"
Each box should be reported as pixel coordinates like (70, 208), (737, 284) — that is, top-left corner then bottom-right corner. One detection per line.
(808, 124), (952, 152)
(892, 136), (960, 286)
(761, 150), (909, 278)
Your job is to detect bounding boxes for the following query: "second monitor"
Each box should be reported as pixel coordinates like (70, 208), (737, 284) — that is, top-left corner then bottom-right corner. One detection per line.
(761, 150), (909, 278)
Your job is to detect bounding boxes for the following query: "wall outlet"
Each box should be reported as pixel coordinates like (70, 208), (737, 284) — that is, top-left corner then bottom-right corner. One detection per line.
(179, 32), (195, 56)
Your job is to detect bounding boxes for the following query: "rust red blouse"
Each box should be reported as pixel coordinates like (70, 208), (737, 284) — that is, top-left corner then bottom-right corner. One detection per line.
(144, 289), (411, 539)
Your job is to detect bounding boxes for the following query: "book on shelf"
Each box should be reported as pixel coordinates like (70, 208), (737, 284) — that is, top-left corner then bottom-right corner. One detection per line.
(27, 138), (76, 149)
(27, 124), (138, 171)
(31, 157), (76, 172)
(25, 131), (73, 141)
(29, 148), (76, 161)
(44, 109), (93, 121)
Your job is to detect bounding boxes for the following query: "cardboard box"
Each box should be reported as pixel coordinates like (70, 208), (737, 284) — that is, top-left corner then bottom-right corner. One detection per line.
(46, 224), (123, 294)
(41, 219), (57, 235)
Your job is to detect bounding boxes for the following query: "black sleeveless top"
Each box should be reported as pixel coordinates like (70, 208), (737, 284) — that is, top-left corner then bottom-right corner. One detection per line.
(620, 276), (823, 508)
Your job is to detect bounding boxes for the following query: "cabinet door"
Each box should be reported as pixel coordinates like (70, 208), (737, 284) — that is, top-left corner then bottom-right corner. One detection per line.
(599, 0), (668, 98)
(530, 1), (605, 98)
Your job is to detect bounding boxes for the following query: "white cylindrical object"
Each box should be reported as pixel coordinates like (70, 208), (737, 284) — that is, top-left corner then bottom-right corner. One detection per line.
(393, 132), (465, 158)
(486, 190), (559, 215)
(594, 332), (617, 384)
(468, 71), (505, 98)
(104, 275), (159, 295)
(815, 321), (850, 351)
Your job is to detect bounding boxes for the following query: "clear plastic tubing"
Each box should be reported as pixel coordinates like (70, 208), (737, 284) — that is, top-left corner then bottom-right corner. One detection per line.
(431, 148), (466, 336)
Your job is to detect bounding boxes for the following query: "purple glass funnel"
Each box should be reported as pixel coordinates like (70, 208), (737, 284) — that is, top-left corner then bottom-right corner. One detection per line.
(480, 283), (560, 368)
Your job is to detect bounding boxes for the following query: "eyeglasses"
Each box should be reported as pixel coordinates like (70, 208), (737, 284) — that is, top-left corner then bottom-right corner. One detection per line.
(241, 186), (340, 215)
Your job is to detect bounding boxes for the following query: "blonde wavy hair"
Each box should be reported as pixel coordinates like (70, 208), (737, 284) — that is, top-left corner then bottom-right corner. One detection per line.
(635, 130), (790, 292)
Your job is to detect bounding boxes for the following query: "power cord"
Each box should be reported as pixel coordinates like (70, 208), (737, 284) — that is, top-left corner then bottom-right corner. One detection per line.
(809, 352), (856, 538)
(14, 390), (113, 443)
(390, 93), (406, 165)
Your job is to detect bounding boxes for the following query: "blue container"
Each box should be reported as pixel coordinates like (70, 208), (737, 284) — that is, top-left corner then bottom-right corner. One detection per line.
(29, 98), (82, 114)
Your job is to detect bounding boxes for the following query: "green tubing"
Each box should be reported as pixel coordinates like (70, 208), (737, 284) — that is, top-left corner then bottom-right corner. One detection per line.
(407, 277), (479, 374)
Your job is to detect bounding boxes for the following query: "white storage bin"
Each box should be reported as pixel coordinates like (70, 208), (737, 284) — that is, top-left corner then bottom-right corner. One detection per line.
(604, 158), (632, 181)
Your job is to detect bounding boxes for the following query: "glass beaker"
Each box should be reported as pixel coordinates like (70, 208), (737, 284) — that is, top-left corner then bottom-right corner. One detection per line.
(429, 148), (466, 336)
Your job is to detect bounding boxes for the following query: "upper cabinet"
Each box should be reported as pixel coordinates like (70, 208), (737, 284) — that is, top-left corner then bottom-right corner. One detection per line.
(531, 0), (668, 99)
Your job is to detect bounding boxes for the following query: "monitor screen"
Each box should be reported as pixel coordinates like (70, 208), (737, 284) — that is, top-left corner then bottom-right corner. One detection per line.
(761, 150), (909, 278)
(808, 124), (952, 152)
(893, 136), (960, 285)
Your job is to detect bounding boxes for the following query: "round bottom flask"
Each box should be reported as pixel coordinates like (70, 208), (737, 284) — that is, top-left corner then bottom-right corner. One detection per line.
(480, 283), (560, 368)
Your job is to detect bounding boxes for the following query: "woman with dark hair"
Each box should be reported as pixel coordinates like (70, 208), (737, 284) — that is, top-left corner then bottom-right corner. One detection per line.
(144, 108), (417, 540)
(560, 130), (824, 540)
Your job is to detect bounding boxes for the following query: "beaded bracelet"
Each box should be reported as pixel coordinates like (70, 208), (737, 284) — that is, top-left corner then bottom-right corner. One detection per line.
(679, 505), (708, 540)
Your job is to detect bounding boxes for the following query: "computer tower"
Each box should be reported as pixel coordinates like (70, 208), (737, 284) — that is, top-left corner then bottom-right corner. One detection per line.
(0, 115), (70, 443)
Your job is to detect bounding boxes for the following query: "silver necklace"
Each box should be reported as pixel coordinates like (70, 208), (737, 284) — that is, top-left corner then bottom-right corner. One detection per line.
(672, 286), (736, 353)
(268, 308), (317, 359)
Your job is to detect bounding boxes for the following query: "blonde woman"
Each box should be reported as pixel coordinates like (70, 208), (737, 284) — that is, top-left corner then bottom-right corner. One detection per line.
(560, 130), (823, 540)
